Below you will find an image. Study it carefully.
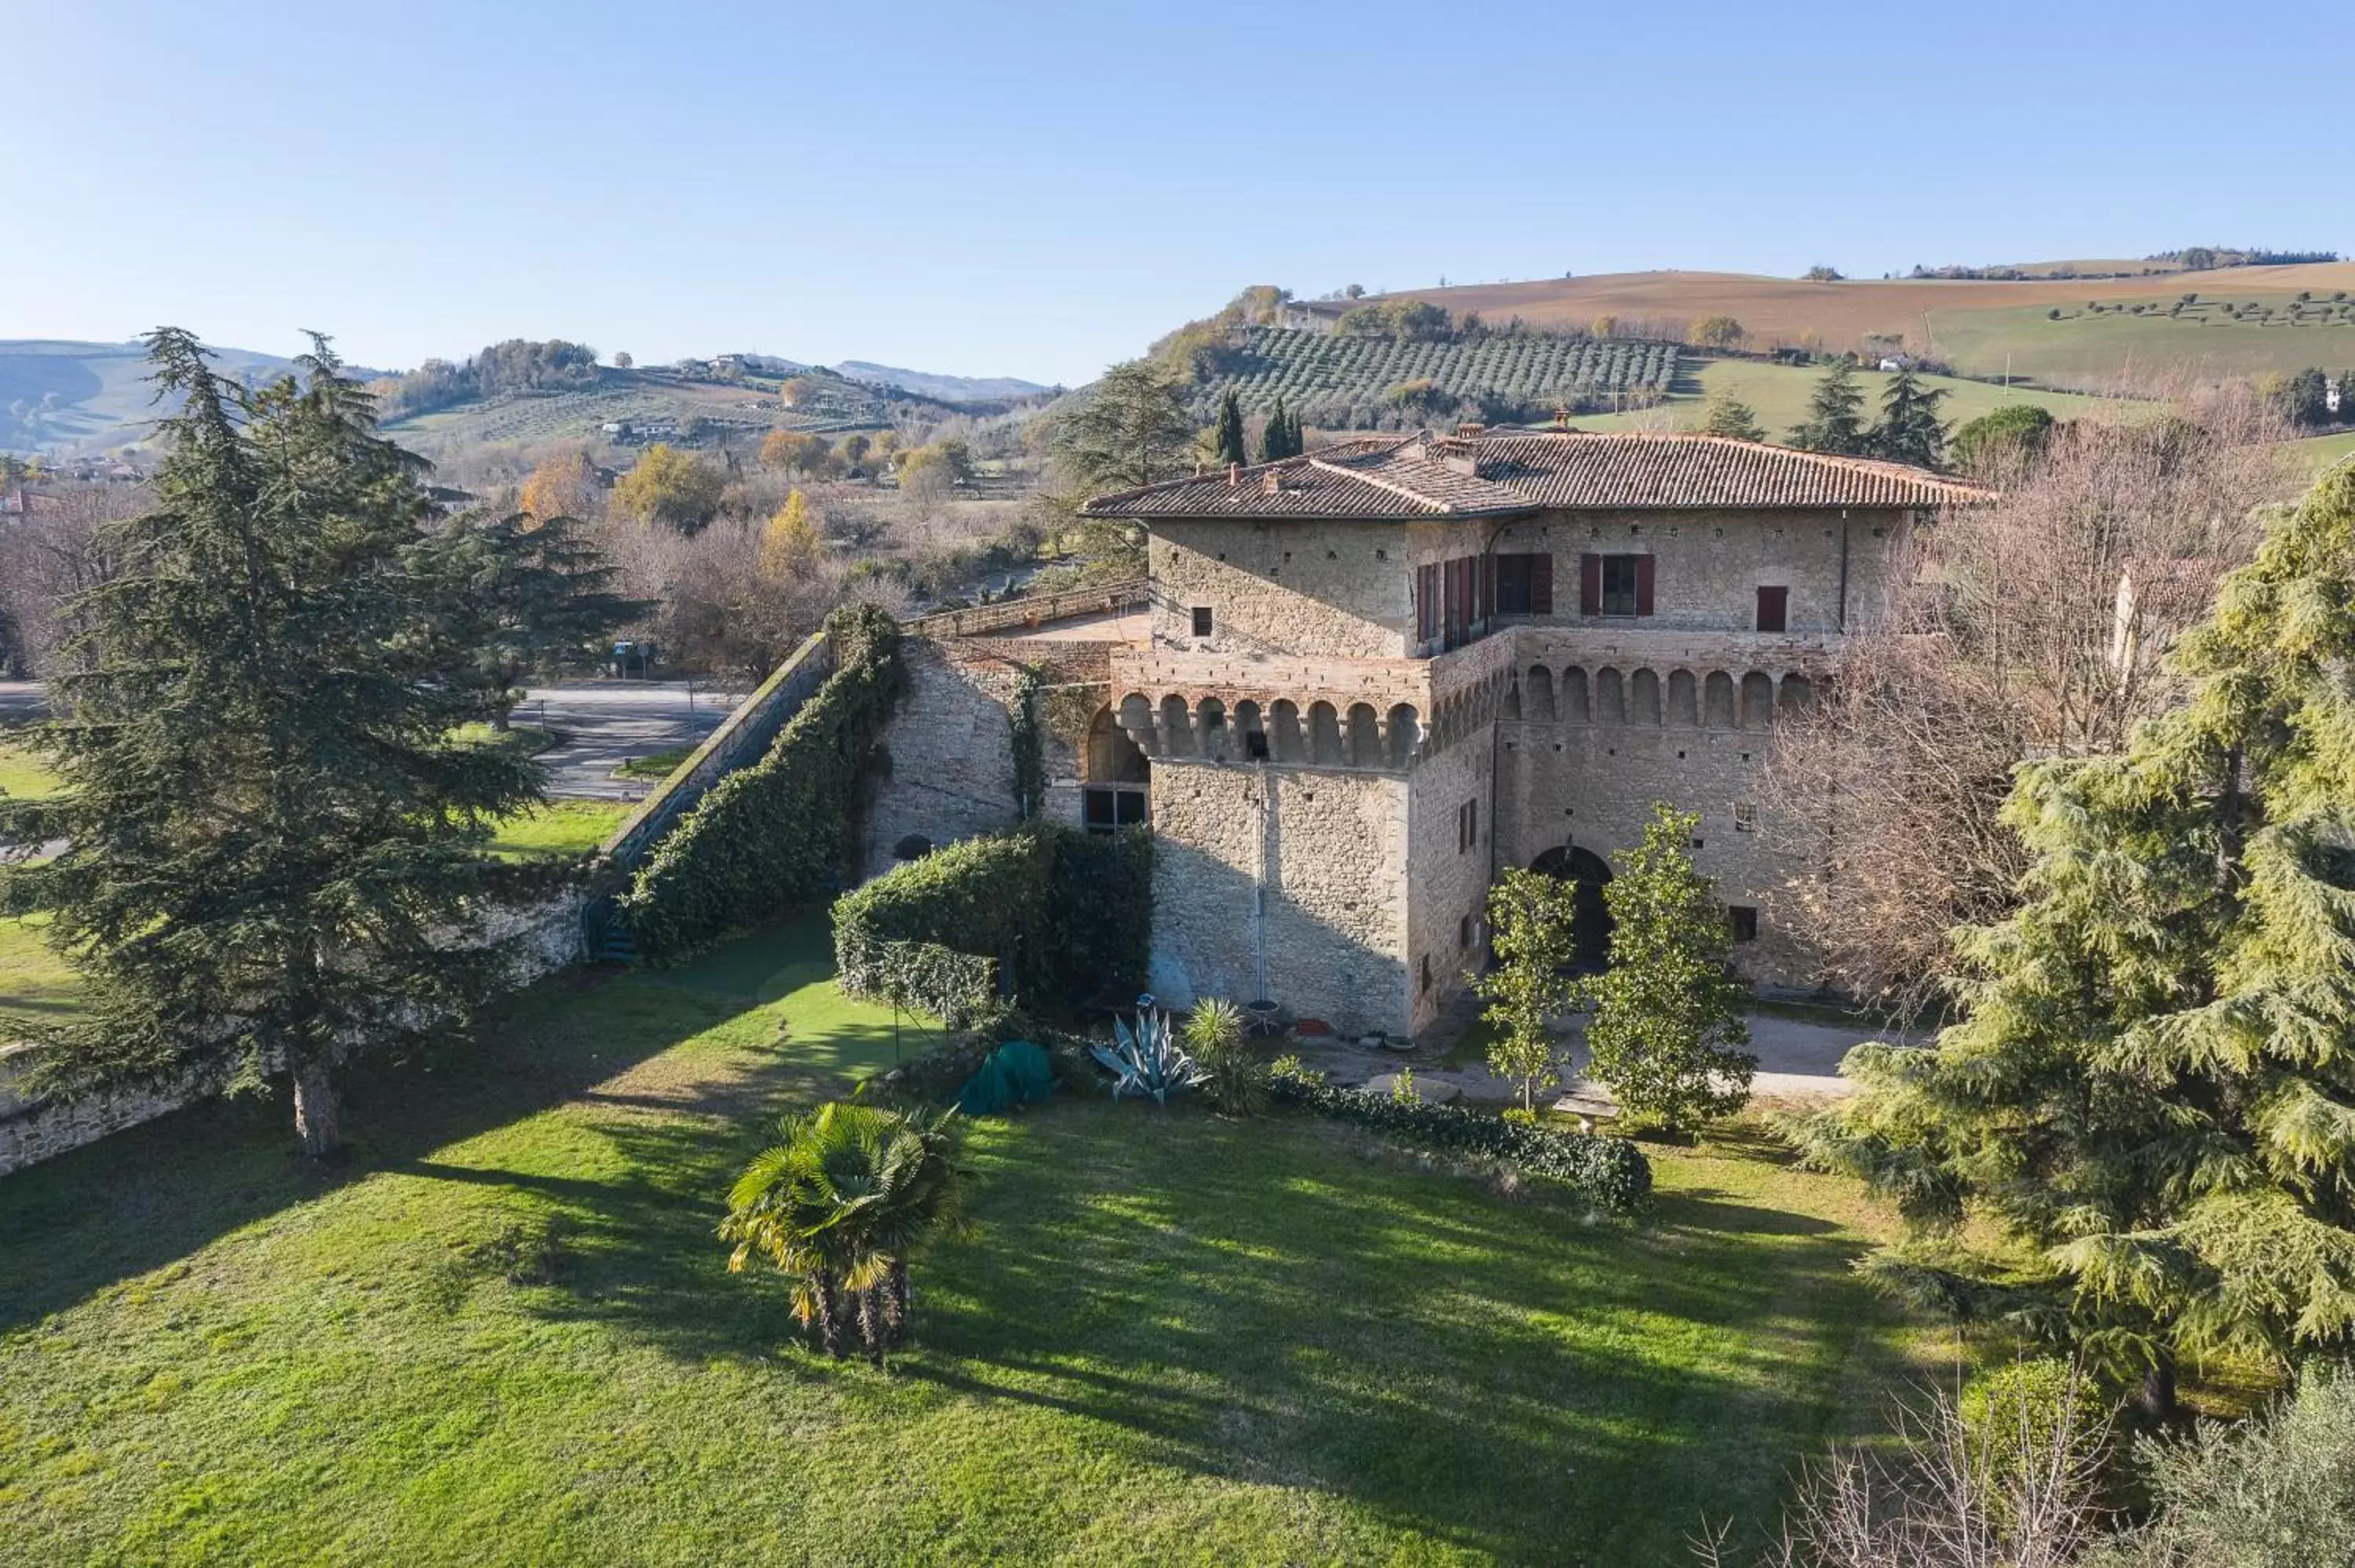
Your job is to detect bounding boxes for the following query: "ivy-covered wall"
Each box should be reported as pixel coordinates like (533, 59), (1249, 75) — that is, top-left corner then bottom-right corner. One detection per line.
(617, 604), (905, 958)
(834, 822), (1152, 1016)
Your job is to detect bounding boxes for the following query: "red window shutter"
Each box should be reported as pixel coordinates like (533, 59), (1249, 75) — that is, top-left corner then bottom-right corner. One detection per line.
(1579, 552), (1601, 615)
(1529, 552), (1554, 614)
(1634, 553), (1656, 616)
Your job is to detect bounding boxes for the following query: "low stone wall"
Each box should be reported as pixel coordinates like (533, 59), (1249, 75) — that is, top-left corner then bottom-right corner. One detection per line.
(904, 578), (1147, 640)
(599, 633), (834, 870)
(0, 888), (588, 1176)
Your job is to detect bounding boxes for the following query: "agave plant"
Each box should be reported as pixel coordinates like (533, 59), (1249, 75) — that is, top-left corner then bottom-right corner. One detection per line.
(1091, 1004), (1206, 1104)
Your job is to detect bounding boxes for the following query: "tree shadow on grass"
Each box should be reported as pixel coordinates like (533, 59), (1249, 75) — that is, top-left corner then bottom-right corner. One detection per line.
(477, 1090), (1918, 1563)
(0, 968), (755, 1332)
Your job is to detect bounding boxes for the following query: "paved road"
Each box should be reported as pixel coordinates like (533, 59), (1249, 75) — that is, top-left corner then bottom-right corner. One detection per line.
(0, 682), (48, 724)
(5, 679), (749, 802)
(519, 679), (750, 800)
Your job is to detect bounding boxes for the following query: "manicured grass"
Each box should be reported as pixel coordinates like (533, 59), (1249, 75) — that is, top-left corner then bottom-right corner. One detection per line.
(452, 722), (558, 758)
(0, 735), (60, 800)
(2292, 430), (2355, 473)
(0, 913), (82, 1029)
(1572, 356), (2138, 444)
(0, 917), (1936, 1565)
(617, 743), (696, 780)
(484, 799), (634, 859)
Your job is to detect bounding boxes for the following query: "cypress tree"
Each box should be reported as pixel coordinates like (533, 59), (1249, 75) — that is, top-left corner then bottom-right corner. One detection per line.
(1787, 359), (1870, 454)
(1871, 367), (1950, 469)
(0, 330), (542, 1157)
(1793, 465), (2355, 1416)
(1259, 396), (1296, 463)
(1211, 388), (1247, 469)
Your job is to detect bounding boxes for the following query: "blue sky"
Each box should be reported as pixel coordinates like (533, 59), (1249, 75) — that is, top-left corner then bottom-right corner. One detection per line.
(13, 0), (2350, 385)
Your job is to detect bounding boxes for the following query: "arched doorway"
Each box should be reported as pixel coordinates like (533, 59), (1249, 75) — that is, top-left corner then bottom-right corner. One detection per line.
(1530, 844), (1613, 971)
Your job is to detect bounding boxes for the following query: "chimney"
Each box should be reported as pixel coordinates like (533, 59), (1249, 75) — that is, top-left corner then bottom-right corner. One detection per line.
(1455, 421), (1485, 439)
(1229, 462), (1241, 487)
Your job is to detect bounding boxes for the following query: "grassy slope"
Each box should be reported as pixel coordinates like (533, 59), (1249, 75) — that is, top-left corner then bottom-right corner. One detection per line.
(2294, 430), (2355, 472)
(1927, 301), (2355, 385)
(483, 799), (633, 859)
(1570, 358), (2135, 443)
(0, 913), (78, 1030)
(0, 737), (60, 800)
(0, 919), (1932, 1566)
(1378, 264), (2355, 388)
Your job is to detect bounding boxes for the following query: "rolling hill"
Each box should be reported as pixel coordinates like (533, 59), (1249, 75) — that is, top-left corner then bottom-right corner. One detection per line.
(0, 340), (1052, 459)
(1375, 262), (2355, 390)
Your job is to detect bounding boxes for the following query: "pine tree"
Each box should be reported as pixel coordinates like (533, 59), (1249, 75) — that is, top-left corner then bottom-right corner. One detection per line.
(1051, 359), (1197, 494)
(0, 330), (542, 1158)
(1787, 359), (1870, 454)
(1580, 804), (1756, 1135)
(1211, 388), (1248, 469)
(1701, 393), (1766, 442)
(1871, 367), (1950, 468)
(1473, 869), (1581, 1112)
(1792, 465), (2355, 1416)
(411, 508), (644, 730)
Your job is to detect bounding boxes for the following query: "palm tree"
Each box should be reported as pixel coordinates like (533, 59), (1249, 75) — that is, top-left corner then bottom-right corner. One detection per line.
(721, 1103), (966, 1364)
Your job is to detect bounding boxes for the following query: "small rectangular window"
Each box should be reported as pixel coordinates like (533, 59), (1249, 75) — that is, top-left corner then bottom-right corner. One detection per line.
(1729, 906), (1759, 943)
(1083, 786), (1148, 835)
(1755, 585), (1788, 633)
(1190, 606), (1214, 637)
(1733, 802), (1758, 833)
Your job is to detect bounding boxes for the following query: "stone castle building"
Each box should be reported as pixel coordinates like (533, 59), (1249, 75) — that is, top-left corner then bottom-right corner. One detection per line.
(866, 430), (1984, 1040)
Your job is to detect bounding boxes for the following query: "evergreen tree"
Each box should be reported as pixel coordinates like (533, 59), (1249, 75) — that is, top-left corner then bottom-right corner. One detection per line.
(411, 508), (644, 731)
(1791, 465), (2355, 1417)
(1211, 388), (1248, 469)
(1473, 869), (1582, 1112)
(0, 330), (542, 1158)
(1580, 804), (1756, 1135)
(1051, 359), (1197, 494)
(1260, 396), (1301, 462)
(1787, 359), (1870, 454)
(1871, 367), (1951, 468)
(1700, 393), (1766, 442)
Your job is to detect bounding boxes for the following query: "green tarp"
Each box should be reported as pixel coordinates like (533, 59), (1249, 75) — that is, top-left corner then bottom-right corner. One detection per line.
(954, 1040), (1056, 1116)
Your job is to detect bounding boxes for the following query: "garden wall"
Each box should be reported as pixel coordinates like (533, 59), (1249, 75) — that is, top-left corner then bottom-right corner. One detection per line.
(0, 888), (589, 1176)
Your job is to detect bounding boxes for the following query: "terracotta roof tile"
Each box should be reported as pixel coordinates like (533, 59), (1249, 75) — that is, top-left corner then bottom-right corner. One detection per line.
(1082, 431), (1989, 520)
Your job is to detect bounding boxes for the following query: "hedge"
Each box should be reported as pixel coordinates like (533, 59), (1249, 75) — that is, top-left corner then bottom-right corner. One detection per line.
(1270, 1070), (1653, 1213)
(832, 928), (998, 1026)
(831, 822), (1151, 1016)
(618, 603), (904, 958)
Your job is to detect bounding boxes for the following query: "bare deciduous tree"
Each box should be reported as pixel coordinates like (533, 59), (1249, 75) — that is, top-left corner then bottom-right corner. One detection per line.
(0, 482), (145, 676)
(1767, 385), (2297, 1012)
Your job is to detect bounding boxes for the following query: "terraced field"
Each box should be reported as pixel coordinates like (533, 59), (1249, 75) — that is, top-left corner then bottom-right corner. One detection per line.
(1199, 326), (1681, 423)
(1570, 358), (2145, 443)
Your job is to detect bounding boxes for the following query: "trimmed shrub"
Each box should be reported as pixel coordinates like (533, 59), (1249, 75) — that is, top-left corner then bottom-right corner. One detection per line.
(618, 605), (904, 957)
(1269, 1066), (1652, 1212)
(832, 822), (1152, 1019)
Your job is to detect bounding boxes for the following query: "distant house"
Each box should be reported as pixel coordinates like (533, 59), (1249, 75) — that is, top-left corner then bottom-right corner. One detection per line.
(1276, 299), (1355, 334)
(425, 485), (478, 515)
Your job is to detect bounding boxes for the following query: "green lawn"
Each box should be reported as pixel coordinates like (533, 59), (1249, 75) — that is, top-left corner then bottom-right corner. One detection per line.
(0, 913), (82, 1030)
(1572, 356), (2138, 443)
(0, 736), (60, 800)
(2292, 430), (2355, 474)
(0, 917), (1934, 1566)
(617, 743), (696, 780)
(483, 799), (634, 859)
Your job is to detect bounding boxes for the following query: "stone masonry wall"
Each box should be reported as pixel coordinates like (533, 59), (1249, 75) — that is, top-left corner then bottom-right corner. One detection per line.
(1494, 717), (1824, 986)
(861, 636), (1105, 878)
(1148, 519), (1413, 658)
(1403, 720), (1495, 1034)
(0, 889), (589, 1176)
(1481, 508), (1913, 634)
(1146, 759), (1410, 1038)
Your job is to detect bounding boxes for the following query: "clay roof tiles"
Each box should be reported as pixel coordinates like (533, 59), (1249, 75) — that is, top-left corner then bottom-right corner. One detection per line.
(1081, 431), (1989, 520)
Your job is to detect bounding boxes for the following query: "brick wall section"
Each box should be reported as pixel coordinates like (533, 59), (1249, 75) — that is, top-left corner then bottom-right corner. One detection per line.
(1146, 760), (1408, 1037)
(860, 636), (1115, 879)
